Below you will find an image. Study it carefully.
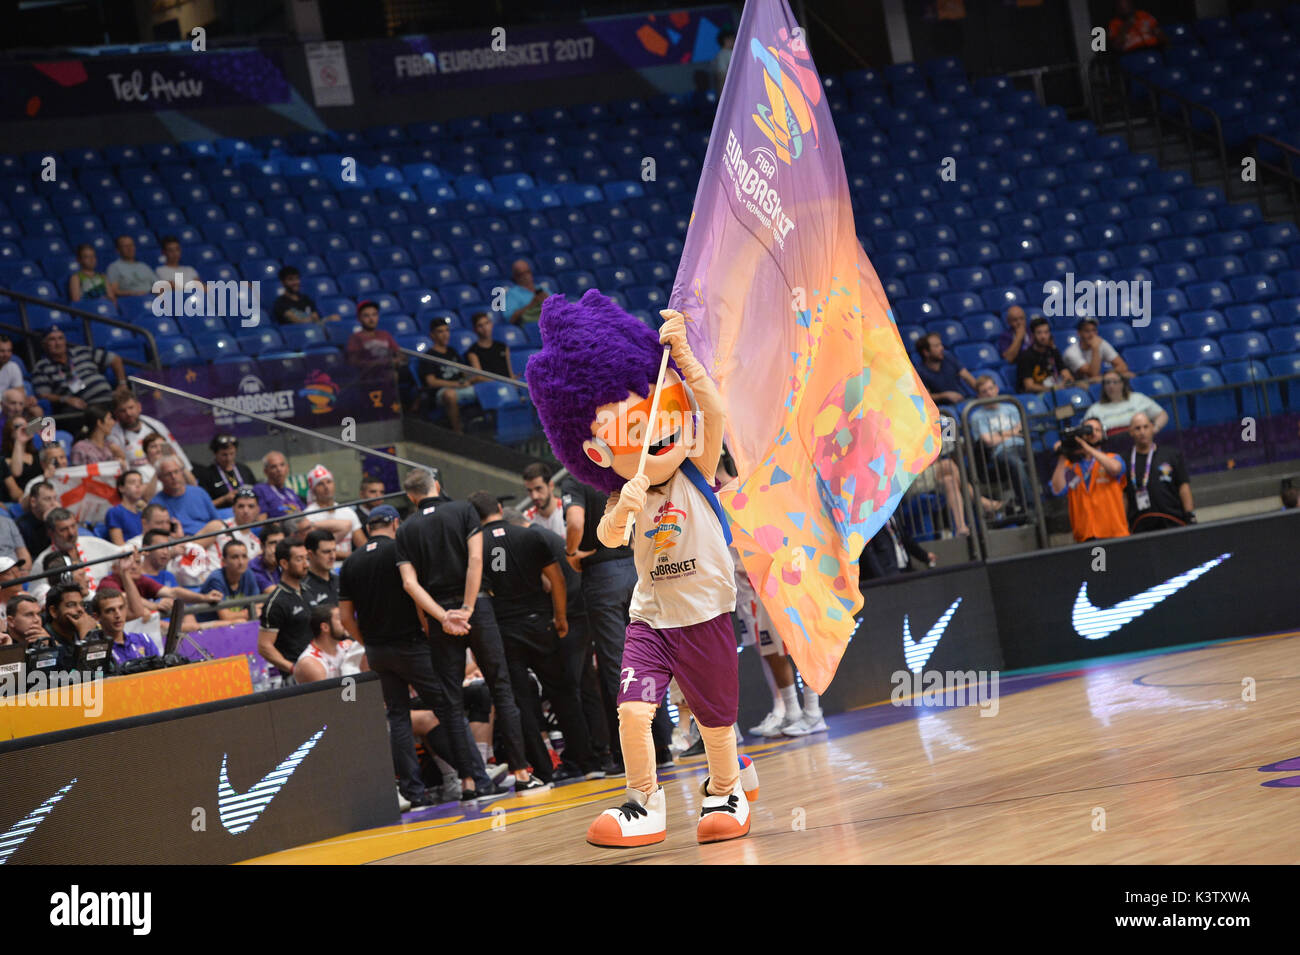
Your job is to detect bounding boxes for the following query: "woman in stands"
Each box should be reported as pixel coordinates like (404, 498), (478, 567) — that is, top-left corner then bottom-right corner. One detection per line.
(68, 244), (117, 305)
(0, 417), (42, 503)
(466, 311), (517, 382)
(70, 405), (128, 467)
(1085, 373), (1168, 437)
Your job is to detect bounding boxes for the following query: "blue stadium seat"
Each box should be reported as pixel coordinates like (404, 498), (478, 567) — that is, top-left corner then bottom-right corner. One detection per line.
(940, 292), (984, 316)
(893, 298), (940, 324)
(1178, 310), (1228, 338)
(1171, 367), (1236, 425)
(1229, 274), (1278, 303)
(1219, 332), (1270, 361)
(1220, 360), (1273, 418)
(954, 342), (998, 368)
(1172, 338), (1224, 366)
(1123, 345), (1176, 373)
(1184, 281), (1233, 311)
(237, 328), (285, 354)
(961, 313), (1001, 342)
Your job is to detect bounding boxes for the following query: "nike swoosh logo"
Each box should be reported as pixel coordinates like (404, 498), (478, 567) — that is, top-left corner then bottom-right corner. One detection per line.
(1072, 553), (1231, 640)
(903, 598), (962, 672)
(218, 727), (326, 834)
(0, 778), (76, 864)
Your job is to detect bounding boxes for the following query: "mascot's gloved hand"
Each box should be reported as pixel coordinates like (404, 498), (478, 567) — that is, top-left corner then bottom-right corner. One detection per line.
(658, 309), (704, 382)
(611, 472), (651, 537)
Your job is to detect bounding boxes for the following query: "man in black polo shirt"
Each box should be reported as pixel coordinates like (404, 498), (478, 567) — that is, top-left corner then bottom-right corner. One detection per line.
(1126, 411), (1195, 533)
(394, 470), (547, 795)
(562, 475), (675, 773)
(508, 507), (613, 778)
(258, 540), (312, 682)
(471, 492), (600, 784)
(340, 505), (503, 807)
(301, 528), (339, 609)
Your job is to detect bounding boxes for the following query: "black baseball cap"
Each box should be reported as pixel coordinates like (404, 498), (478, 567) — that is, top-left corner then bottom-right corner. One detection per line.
(428, 315), (452, 329)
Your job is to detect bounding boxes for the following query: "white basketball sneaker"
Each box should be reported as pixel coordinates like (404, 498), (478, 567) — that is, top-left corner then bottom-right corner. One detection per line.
(748, 710), (784, 736)
(696, 775), (752, 844)
(586, 787), (667, 848)
(775, 709), (806, 736)
(792, 710), (827, 734)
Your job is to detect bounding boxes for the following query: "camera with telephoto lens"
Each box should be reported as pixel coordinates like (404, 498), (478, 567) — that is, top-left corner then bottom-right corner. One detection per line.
(1058, 424), (1091, 458)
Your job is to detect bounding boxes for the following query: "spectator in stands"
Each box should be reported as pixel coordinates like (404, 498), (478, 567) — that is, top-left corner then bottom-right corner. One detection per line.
(128, 503), (218, 587)
(88, 587), (157, 668)
(8, 593), (50, 646)
(258, 539), (314, 682)
(70, 404), (127, 466)
(1108, 0), (1167, 53)
(1085, 371), (1167, 436)
(303, 465), (363, 559)
(466, 311), (516, 382)
(272, 266), (322, 325)
(1063, 318), (1133, 384)
(16, 481), (56, 555)
(0, 386), (43, 436)
(346, 301), (401, 376)
(301, 527), (339, 611)
(968, 374), (1034, 511)
(68, 244), (117, 305)
(110, 388), (193, 482)
(43, 582), (95, 663)
(395, 469), (544, 795)
(215, 487), (263, 562)
(151, 454), (223, 536)
(21, 443), (67, 503)
(1050, 417), (1129, 543)
(114, 531), (219, 619)
(471, 490), (597, 783)
(997, 306), (1031, 364)
(198, 540), (262, 623)
(254, 451), (305, 519)
(421, 315), (474, 434)
(106, 235), (157, 298)
(505, 259), (548, 325)
(1017, 317), (1075, 393)
(31, 328), (122, 412)
(31, 507), (120, 603)
(521, 462), (565, 536)
(916, 332), (976, 404)
(713, 30), (735, 93)
(249, 522), (284, 592)
(154, 236), (201, 290)
(1, 416), (41, 503)
(0, 337), (24, 393)
(194, 434), (255, 508)
(293, 605), (364, 683)
(105, 469), (146, 545)
(0, 505), (29, 571)
(354, 475), (387, 524)
(284, 513), (313, 544)
(1125, 411), (1194, 533)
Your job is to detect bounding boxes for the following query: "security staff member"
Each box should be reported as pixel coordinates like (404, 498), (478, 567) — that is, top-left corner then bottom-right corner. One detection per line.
(394, 470), (546, 794)
(470, 492), (599, 783)
(258, 539), (313, 682)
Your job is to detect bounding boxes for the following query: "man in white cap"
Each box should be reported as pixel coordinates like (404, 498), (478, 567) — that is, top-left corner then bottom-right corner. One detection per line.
(302, 465), (363, 562)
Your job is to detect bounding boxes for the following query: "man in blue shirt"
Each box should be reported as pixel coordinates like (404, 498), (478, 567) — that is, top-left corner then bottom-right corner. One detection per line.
(87, 586), (159, 669)
(152, 455), (223, 536)
(916, 333), (977, 405)
(197, 539), (262, 623)
(968, 375), (1034, 511)
(504, 259), (550, 326)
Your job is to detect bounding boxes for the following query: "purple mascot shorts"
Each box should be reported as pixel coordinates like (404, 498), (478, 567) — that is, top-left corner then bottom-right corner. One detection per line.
(615, 613), (738, 728)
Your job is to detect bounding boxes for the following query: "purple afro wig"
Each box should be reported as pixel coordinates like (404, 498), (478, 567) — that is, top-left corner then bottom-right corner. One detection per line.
(525, 289), (675, 494)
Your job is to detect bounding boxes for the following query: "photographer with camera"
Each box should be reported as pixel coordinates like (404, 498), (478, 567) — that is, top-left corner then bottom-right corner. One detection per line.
(1049, 417), (1129, 543)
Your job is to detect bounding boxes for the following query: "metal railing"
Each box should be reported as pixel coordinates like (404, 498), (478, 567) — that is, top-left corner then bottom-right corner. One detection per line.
(959, 396), (1050, 552)
(1249, 132), (1300, 220)
(0, 286), (163, 372)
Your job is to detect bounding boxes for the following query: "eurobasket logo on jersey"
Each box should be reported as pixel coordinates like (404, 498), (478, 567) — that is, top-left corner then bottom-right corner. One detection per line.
(298, 369), (339, 415)
(646, 500), (687, 554)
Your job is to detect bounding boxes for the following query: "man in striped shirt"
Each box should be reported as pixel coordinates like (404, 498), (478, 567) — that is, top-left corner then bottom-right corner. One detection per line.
(30, 328), (123, 412)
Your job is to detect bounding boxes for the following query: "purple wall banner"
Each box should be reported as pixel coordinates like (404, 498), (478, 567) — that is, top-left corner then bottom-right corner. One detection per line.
(370, 6), (734, 93)
(0, 49), (291, 120)
(135, 355), (398, 445)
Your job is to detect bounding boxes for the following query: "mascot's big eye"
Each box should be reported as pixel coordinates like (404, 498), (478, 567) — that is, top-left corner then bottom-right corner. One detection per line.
(583, 437), (614, 469)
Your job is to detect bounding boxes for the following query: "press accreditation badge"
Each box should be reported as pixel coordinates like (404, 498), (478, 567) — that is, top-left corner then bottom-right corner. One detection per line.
(1135, 489), (1151, 511)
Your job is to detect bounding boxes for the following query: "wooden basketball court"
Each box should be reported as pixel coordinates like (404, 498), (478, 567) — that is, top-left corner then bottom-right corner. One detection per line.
(242, 630), (1300, 865)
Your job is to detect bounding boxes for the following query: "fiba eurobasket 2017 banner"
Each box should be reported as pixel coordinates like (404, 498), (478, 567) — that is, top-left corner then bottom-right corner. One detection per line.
(0, 49), (291, 121)
(670, 0), (940, 692)
(135, 357), (398, 445)
(369, 6), (734, 93)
